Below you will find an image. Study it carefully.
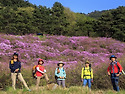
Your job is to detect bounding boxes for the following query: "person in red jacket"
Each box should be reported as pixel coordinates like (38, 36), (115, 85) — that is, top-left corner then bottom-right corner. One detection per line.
(107, 55), (122, 91)
(36, 59), (49, 88)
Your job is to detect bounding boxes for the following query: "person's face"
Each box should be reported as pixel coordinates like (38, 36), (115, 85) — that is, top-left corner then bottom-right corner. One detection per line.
(59, 64), (63, 67)
(85, 63), (89, 67)
(13, 55), (18, 59)
(39, 61), (43, 65)
(111, 58), (116, 62)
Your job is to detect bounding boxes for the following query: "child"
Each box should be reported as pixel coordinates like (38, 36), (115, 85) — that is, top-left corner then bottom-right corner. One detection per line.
(9, 53), (31, 91)
(36, 59), (50, 88)
(107, 55), (122, 91)
(81, 60), (93, 89)
(55, 61), (66, 88)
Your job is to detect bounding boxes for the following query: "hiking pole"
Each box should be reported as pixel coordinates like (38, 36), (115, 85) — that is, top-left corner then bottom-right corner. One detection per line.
(122, 70), (125, 75)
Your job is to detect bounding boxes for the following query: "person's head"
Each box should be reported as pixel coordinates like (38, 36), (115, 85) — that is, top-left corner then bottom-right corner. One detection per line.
(13, 53), (18, 59)
(110, 55), (117, 62)
(85, 60), (90, 67)
(38, 59), (44, 65)
(57, 61), (64, 67)
(12, 53), (19, 61)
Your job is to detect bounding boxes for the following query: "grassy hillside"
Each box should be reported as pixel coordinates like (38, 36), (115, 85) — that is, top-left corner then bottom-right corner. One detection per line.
(0, 34), (125, 92)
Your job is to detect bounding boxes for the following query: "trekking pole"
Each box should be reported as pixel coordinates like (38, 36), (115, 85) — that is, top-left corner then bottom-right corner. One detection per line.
(122, 70), (125, 75)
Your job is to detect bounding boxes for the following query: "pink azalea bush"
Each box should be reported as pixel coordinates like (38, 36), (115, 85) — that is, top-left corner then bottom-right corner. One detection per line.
(0, 34), (125, 89)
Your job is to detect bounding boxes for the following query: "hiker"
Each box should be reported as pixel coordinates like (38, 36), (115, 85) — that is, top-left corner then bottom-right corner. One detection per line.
(35, 59), (50, 88)
(55, 61), (66, 88)
(9, 53), (31, 91)
(81, 60), (93, 89)
(107, 55), (122, 92)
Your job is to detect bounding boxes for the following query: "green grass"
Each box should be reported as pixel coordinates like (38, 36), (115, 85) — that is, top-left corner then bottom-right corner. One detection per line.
(1, 86), (125, 94)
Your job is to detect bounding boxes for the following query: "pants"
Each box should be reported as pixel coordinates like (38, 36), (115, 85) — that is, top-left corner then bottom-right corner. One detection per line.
(36, 73), (49, 87)
(83, 79), (91, 89)
(111, 73), (119, 91)
(57, 80), (65, 88)
(111, 78), (119, 91)
(11, 73), (29, 90)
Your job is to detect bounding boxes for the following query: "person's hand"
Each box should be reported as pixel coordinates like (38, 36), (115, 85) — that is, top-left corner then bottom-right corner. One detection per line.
(108, 72), (110, 76)
(81, 78), (83, 82)
(59, 76), (62, 79)
(91, 79), (93, 83)
(116, 74), (119, 77)
(62, 76), (64, 79)
(15, 69), (19, 72)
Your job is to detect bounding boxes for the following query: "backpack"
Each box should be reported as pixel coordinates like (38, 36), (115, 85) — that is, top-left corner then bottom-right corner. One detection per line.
(32, 65), (37, 79)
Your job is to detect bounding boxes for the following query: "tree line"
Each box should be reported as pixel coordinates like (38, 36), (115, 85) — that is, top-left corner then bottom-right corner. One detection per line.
(0, 0), (125, 41)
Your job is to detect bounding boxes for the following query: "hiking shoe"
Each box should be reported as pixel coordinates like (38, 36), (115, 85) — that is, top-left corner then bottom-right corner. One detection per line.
(28, 89), (31, 92)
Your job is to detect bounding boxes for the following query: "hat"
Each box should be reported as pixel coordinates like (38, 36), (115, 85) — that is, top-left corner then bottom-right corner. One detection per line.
(57, 61), (65, 66)
(38, 59), (44, 64)
(85, 60), (89, 64)
(110, 55), (117, 60)
(13, 53), (18, 56)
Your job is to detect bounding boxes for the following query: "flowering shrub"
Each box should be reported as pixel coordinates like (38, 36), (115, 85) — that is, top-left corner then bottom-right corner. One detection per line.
(0, 34), (125, 67)
(0, 34), (125, 89)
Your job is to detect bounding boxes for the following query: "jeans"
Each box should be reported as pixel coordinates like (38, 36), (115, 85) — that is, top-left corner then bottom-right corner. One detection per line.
(83, 79), (91, 88)
(111, 73), (119, 91)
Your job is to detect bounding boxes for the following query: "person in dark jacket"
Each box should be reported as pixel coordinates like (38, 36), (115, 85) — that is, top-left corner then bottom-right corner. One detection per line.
(9, 53), (30, 91)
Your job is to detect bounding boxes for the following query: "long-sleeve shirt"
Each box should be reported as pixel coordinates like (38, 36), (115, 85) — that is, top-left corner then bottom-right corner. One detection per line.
(55, 67), (66, 80)
(9, 60), (21, 73)
(107, 61), (122, 74)
(81, 67), (93, 79)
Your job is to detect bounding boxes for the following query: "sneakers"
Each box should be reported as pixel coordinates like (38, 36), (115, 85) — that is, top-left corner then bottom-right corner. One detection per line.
(28, 89), (31, 92)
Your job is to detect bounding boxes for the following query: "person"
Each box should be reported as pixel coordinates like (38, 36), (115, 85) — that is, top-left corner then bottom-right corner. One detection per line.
(81, 60), (93, 89)
(9, 53), (31, 91)
(107, 55), (122, 92)
(36, 59), (50, 88)
(55, 61), (66, 88)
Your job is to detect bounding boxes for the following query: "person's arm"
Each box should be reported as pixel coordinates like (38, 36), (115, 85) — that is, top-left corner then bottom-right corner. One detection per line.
(36, 67), (44, 74)
(9, 61), (16, 71)
(81, 68), (84, 79)
(117, 62), (122, 75)
(55, 68), (59, 77)
(18, 62), (21, 70)
(63, 69), (66, 78)
(117, 62), (122, 72)
(107, 65), (111, 75)
(91, 69), (93, 79)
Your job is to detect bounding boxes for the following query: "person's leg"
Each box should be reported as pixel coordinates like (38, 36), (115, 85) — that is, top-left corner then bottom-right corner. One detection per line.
(62, 80), (66, 88)
(87, 79), (91, 89)
(111, 78), (116, 91)
(114, 78), (119, 91)
(36, 77), (41, 87)
(18, 73), (30, 90)
(43, 73), (49, 82)
(83, 79), (87, 87)
(57, 80), (61, 86)
(11, 73), (16, 90)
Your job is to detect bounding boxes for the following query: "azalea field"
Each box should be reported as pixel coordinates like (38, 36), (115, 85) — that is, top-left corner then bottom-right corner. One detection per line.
(0, 34), (125, 93)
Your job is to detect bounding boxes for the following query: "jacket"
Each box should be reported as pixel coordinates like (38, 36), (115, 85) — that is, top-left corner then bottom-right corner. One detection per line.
(55, 67), (66, 80)
(9, 60), (21, 73)
(81, 67), (93, 79)
(107, 61), (122, 74)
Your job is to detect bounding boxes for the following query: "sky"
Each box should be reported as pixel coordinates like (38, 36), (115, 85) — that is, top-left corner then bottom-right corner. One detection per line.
(28, 0), (125, 14)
